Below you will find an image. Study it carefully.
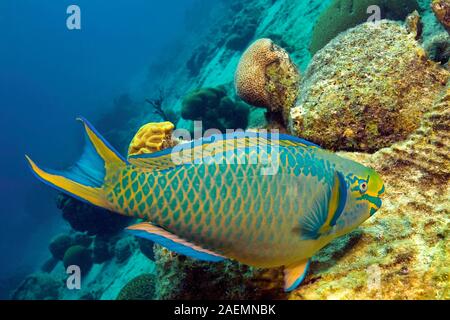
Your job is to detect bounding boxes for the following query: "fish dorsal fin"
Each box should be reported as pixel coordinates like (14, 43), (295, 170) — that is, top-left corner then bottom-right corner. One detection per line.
(128, 132), (320, 171)
(126, 222), (226, 262)
(319, 171), (348, 234)
(128, 154), (177, 172)
(284, 259), (310, 292)
(277, 133), (320, 148)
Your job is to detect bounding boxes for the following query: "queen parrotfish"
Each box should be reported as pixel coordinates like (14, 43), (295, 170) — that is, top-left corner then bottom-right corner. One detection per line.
(26, 118), (385, 291)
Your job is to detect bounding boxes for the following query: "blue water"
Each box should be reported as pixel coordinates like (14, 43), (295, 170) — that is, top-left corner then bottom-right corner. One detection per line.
(0, 0), (205, 298)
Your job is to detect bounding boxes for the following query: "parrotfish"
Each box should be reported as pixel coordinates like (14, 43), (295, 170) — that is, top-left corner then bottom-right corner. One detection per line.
(26, 118), (385, 291)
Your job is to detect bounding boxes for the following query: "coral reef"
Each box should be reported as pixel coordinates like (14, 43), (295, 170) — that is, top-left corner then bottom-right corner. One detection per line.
(11, 273), (60, 300)
(181, 86), (250, 132)
(63, 245), (93, 273)
(153, 245), (285, 300)
(290, 21), (449, 152)
(235, 38), (301, 123)
(432, 0), (450, 32)
(92, 236), (113, 264)
(116, 274), (156, 300)
(288, 85), (450, 299)
(149, 84), (450, 301)
(56, 193), (131, 236)
(309, 0), (420, 54)
(128, 121), (175, 156)
(114, 237), (135, 263)
(224, 4), (260, 51)
(187, 45), (211, 76)
(49, 234), (73, 260)
(424, 32), (450, 65)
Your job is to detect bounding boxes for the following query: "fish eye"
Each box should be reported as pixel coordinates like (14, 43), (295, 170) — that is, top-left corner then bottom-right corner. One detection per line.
(359, 181), (368, 193)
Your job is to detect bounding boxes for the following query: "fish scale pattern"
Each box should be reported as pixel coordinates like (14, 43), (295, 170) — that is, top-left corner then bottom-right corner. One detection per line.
(106, 143), (338, 265)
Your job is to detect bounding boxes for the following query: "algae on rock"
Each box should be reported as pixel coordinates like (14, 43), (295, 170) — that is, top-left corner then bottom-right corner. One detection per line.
(290, 21), (449, 152)
(289, 86), (450, 299)
(310, 0), (420, 54)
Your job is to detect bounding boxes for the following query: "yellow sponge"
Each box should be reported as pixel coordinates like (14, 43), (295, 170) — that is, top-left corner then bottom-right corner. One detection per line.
(128, 122), (175, 156)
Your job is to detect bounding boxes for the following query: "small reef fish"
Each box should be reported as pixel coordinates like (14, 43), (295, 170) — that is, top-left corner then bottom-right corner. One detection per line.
(26, 118), (385, 291)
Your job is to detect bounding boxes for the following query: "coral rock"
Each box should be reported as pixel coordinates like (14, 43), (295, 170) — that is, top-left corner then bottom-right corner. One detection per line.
(114, 237), (135, 263)
(405, 10), (423, 40)
(290, 21), (449, 152)
(49, 234), (73, 260)
(235, 38), (300, 123)
(63, 245), (93, 273)
(309, 0), (420, 54)
(432, 0), (450, 33)
(92, 236), (113, 264)
(153, 245), (285, 300)
(289, 85), (450, 299)
(11, 273), (61, 300)
(128, 121), (175, 156)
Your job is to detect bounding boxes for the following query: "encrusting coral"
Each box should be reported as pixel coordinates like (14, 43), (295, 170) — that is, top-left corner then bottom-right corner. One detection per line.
(128, 121), (176, 156)
(289, 85), (450, 299)
(63, 245), (93, 273)
(49, 234), (73, 260)
(290, 21), (449, 152)
(235, 38), (301, 124)
(432, 0), (450, 32)
(405, 10), (423, 39)
(116, 274), (156, 300)
(309, 0), (420, 54)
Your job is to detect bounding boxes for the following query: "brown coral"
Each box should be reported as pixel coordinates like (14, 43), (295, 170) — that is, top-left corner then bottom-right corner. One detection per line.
(128, 121), (176, 156)
(290, 21), (449, 152)
(235, 38), (300, 123)
(432, 0), (450, 33)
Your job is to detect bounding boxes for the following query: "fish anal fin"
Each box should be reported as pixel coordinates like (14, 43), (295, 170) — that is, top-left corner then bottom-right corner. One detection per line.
(284, 259), (310, 292)
(126, 222), (226, 262)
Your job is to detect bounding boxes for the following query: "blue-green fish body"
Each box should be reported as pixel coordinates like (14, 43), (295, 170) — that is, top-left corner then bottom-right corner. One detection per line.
(27, 119), (384, 291)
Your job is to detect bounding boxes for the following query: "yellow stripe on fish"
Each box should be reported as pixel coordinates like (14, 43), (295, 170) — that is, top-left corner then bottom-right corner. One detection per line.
(26, 118), (385, 292)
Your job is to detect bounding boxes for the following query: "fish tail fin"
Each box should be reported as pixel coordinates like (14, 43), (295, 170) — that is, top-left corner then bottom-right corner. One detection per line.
(25, 117), (128, 210)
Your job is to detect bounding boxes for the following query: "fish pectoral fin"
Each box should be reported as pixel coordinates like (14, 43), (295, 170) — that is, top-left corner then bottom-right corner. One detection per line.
(284, 259), (311, 292)
(126, 222), (226, 262)
(320, 170), (348, 234)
